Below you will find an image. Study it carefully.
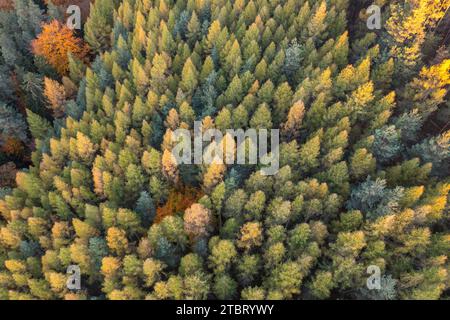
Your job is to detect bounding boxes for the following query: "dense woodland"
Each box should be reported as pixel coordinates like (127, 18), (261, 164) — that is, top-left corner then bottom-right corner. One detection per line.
(0, 0), (450, 300)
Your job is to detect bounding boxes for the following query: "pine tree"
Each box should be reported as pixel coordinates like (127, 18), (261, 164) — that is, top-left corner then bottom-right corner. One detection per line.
(299, 135), (321, 173)
(0, 0), (449, 301)
(26, 109), (53, 140)
(411, 131), (450, 177)
(372, 125), (403, 164)
(348, 178), (404, 220)
(350, 148), (376, 181)
(249, 103), (272, 130)
(84, 0), (116, 53)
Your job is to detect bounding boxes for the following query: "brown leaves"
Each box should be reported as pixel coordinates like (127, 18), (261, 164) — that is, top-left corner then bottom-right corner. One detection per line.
(155, 187), (203, 224)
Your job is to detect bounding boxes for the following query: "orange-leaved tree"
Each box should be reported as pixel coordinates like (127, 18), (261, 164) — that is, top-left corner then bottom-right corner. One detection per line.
(31, 20), (89, 75)
(155, 187), (204, 224)
(1, 137), (24, 158)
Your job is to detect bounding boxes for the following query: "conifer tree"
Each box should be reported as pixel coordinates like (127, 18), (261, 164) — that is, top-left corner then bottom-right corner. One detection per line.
(26, 109), (53, 140)
(0, 0), (449, 301)
(84, 0), (117, 53)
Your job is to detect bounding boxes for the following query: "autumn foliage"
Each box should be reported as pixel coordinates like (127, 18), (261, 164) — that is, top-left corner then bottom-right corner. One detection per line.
(44, 77), (66, 117)
(31, 20), (89, 75)
(1, 137), (24, 157)
(0, 0), (13, 11)
(184, 203), (213, 239)
(155, 187), (204, 224)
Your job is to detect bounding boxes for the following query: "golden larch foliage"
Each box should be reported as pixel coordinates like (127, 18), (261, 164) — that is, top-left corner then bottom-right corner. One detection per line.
(237, 222), (263, 250)
(161, 149), (179, 184)
(101, 256), (121, 277)
(44, 77), (66, 117)
(202, 163), (226, 192)
(282, 100), (305, 139)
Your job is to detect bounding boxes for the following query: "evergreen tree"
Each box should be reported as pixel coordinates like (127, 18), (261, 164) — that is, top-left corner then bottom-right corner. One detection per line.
(135, 191), (156, 226)
(0, 103), (27, 144)
(26, 109), (53, 140)
(0, 0), (448, 301)
(410, 131), (450, 177)
(84, 0), (117, 53)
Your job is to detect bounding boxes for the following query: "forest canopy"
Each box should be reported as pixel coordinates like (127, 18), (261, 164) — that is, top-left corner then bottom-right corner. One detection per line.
(0, 0), (449, 300)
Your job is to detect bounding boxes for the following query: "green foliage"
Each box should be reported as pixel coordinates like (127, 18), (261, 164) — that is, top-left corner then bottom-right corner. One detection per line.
(411, 131), (450, 177)
(26, 109), (52, 140)
(84, 0), (118, 53)
(0, 0), (449, 301)
(372, 125), (403, 164)
(348, 178), (404, 220)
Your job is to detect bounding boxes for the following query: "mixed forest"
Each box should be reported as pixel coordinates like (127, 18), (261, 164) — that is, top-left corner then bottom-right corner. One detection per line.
(0, 0), (450, 300)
